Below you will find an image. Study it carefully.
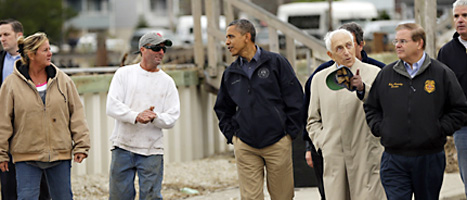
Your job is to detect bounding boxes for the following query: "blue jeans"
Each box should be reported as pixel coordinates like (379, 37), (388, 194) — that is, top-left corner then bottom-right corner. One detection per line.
(109, 147), (164, 200)
(15, 160), (72, 200)
(454, 126), (467, 196)
(380, 151), (445, 200)
(1, 153), (51, 200)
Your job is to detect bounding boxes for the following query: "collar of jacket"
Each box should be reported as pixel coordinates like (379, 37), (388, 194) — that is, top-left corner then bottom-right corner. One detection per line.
(361, 50), (370, 62)
(14, 60), (57, 83)
(393, 53), (432, 79)
(452, 32), (467, 50)
(453, 32), (460, 40)
(230, 47), (271, 72)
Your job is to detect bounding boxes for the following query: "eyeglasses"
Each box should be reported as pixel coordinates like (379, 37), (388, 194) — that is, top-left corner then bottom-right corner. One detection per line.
(144, 45), (167, 53)
(392, 39), (412, 45)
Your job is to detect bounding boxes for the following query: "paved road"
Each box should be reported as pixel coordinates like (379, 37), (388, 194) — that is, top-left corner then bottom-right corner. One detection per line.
(185, 173), (466, 200)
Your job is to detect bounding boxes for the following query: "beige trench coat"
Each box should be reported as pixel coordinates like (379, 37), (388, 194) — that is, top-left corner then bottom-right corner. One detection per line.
(307, 59), (386, 200)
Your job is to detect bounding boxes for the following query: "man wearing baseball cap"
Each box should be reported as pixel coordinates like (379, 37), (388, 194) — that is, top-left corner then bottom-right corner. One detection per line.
(107, 31), (180, 200)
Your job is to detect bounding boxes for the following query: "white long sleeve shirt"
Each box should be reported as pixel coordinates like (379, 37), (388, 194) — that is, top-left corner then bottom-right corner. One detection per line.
(106, 63), (180, 155)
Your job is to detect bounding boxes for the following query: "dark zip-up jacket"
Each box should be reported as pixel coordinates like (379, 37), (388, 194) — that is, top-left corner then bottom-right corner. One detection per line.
(214, 48), (304, 148)
(438, 32), (467, 125)
(364, 54), (467, 156)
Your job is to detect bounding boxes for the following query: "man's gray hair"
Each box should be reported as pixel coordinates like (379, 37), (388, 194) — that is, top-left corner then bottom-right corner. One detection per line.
(453, 0), (467, 12)
(323, 29), (354, 52)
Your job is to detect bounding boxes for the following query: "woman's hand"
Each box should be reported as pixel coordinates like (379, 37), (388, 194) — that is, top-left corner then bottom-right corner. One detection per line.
(74, 153), (87, 163)
(0, 161), (9, 172)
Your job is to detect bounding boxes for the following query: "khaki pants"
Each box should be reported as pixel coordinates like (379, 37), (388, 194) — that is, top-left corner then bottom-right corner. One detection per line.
(233, 135), (294, 200)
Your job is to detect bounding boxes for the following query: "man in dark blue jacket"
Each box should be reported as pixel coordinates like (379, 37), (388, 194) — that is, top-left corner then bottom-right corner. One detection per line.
(438, 0), (467, 196)
(302, 22), (385, 200)
(365, 23), (467, 200)
(214, 19), (303, 200)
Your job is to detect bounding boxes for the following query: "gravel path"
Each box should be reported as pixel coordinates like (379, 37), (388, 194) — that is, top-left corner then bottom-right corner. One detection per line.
(71, 152), (238, 200)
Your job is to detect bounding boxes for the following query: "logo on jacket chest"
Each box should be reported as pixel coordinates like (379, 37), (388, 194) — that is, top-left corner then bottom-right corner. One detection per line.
(388, 82), (403, 88)
(424, 80), (435, 93)
(231, 79), (241, 85)
(257, 67), (270, 79)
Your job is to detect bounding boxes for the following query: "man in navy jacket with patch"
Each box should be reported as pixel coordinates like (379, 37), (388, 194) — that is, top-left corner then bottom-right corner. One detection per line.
(365, 23), (467, 200)
(214, 19), (303, 200)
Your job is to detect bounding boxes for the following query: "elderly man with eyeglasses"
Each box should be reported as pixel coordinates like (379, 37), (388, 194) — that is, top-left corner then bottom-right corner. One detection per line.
(364, 23), (467, 200)
(306, 28), (385, 200)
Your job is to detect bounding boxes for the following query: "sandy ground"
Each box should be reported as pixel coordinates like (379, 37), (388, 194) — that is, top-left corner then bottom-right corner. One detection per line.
(71, 138), (460, 200)
(71, 152), (238, 200)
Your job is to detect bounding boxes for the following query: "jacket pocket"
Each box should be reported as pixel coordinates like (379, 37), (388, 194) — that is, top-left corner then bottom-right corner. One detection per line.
(11, 111), (47, 153)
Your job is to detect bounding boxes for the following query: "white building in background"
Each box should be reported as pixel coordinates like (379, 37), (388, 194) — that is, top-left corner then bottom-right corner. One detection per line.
(64, 0), (179, 51)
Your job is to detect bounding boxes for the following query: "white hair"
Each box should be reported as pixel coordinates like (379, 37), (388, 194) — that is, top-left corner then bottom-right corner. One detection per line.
(323, 29), (354, 52)
(453, 0), (467, 13)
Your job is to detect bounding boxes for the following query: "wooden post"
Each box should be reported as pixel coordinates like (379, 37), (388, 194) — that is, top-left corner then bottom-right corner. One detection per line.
(415, 0), (436, 57)
(191, 0), (205, 76)
(268, 26), (279, 53)
(224, 1), (235, 64)
(286, 35), (296, 71)
(206, 0), (220, 77)
(328, 0), (333, 31)
(96, 31), (108, 66)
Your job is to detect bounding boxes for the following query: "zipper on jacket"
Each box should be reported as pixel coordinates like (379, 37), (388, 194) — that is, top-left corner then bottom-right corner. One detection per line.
(26, 78), (54, 161)
(407, 80), (415, 142)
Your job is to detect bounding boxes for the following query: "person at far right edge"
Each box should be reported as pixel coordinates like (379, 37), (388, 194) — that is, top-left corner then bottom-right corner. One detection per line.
(438, 0), (467, 197)
(364, 23), (467, 200)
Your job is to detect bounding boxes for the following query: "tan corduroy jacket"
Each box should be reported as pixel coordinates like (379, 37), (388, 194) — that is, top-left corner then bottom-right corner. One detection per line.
(0, 62), (90, 163)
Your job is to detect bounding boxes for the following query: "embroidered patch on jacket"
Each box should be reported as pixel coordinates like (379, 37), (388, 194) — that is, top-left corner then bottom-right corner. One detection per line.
(424, 80), (435, 93)
(388, 82), (403, 88)
(257, 67), (270, 79)
(231, 79), (241, 85)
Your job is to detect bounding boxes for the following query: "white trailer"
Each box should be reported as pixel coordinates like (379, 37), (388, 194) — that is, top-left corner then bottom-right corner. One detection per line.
(277, 1), (378, 39)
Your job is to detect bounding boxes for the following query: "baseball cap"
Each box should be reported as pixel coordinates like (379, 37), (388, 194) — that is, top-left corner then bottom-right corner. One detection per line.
(326, 66), (355, 91)
(135, 31), (173, 54)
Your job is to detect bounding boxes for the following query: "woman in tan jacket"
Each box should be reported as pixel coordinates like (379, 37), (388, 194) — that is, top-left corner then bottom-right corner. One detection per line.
(0, 32), (90, 199)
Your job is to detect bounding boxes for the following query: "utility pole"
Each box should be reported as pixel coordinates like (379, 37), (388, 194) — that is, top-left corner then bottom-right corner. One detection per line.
(414, 0), (436, 57)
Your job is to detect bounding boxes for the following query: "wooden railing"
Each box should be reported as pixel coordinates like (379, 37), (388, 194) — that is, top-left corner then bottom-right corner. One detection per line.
(191, 0), (329, 91)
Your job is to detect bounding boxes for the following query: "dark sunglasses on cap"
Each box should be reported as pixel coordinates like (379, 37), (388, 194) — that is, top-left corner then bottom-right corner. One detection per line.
(143, 45), (167, 53)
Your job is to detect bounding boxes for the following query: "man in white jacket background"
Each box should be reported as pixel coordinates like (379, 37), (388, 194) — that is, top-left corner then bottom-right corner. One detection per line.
(306, 29), (385, 200)
(106, 31), (180, 200)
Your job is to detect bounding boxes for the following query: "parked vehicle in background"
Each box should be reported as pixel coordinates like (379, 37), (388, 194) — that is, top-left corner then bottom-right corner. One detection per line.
(277, 1), (378, 39)
(76, 33), (126, 53)
(363, 20), (414, 42)
(176, 15), (226, 46)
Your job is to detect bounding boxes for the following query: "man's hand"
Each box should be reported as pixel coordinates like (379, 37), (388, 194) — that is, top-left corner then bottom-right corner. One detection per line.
(136, 107), (157, 124)
(0, 161), (9, 172)
(74, 153), (87, 163)
(351, 69), (364, 91)
(305, 151), (314, 168)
